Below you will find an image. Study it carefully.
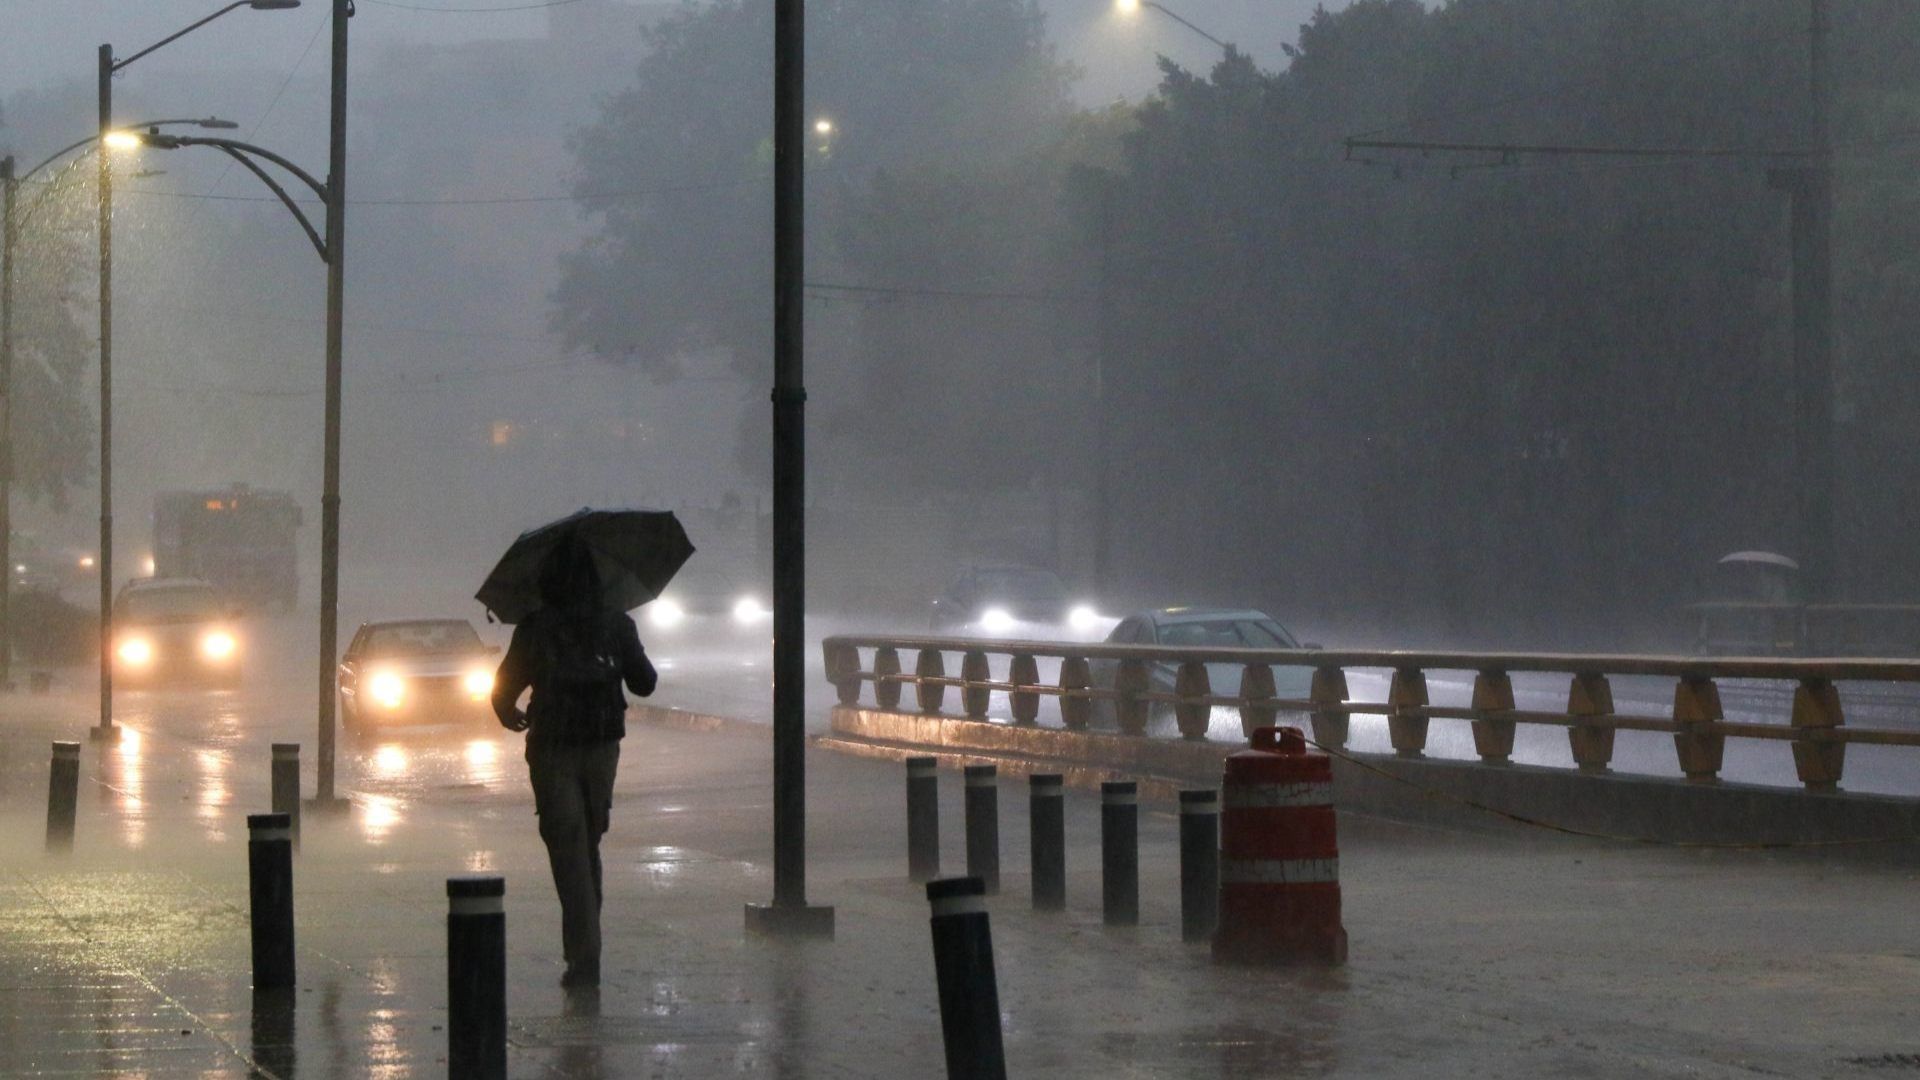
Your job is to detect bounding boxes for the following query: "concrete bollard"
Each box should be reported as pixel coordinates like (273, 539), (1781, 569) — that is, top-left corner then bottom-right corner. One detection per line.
(1029, 773), (1065, 912)
(1179, 789), (1220, 943)
(45, 741), (79, 852)
(906, 756), (940, 882)
(964, 764), (999, 895)
(247, 813), (296, 990)
(447, 875), (507, 1080)
(270, 744), (301, 850)
(1101, 780), (1139, 927)
(925, 876), (1007, 1080)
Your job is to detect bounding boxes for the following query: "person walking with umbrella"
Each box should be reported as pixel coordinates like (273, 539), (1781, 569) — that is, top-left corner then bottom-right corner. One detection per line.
(483, 510), (691, 988)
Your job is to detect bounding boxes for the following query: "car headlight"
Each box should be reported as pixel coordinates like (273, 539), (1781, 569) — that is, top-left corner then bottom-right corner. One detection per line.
(1068, 605), (1102, 632)
(200, 630), (238, 661)
(978, 607), (1016, 634)
(463, 669), (494, 698)
(732, 595), (769, 625)
(649, 598), (686, 629)
(368, 671), (407, 709)
(117, 637), (154, 666)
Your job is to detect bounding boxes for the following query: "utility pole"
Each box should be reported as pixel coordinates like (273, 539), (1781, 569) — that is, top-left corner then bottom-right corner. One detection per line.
(94, 43), (117, 743)
(746, 0), (832, 939)
(1092, 179), (1113, 596)
(0, 156), (14, 691)
(314, 0), (351, 809)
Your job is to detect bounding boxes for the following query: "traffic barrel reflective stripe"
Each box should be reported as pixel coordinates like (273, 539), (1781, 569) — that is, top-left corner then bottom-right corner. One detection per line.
(1214, 725), (1348, 966)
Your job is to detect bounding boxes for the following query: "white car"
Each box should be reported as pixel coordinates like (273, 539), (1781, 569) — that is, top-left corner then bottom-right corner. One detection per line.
(1091, 607), (1315, 732)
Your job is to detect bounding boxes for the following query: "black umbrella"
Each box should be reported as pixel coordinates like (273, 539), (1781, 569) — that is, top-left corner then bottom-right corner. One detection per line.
(476, 507), (695, 623)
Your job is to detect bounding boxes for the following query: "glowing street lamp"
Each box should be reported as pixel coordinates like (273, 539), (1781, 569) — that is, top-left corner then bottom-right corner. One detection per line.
(1112, 0), (1234, 55)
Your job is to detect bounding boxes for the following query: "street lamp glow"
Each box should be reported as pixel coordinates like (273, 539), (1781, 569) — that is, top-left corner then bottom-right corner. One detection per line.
(1115, 0), (1142, 14)
(101, 130), (143, 152)
(814, 118), (835, 136)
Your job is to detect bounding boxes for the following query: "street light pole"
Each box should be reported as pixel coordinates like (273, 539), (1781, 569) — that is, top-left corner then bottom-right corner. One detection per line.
(314, 0), (351, 808)
(1116, 0), (1235, 56)
(745, 0), (832, 939)
(92, 0), (301, 743)
(0, 156), (14, 691)
(94, 43), (115, 742)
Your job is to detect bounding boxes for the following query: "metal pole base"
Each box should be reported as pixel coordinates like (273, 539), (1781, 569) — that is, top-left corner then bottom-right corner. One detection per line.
(744, 902), (835, 939)
(302, 795), (353, 818)
(87, 724), (121, 744)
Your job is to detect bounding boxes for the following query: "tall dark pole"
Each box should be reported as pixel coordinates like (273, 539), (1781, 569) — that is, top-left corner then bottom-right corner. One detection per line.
(94, 44), (116, 742)
(1799, 0), (1835, 603)
(746, 0), (831, 938)
(1091, 181), (1113, 595)
(0, 156), (14, 690)
(314, 0), (350, 807)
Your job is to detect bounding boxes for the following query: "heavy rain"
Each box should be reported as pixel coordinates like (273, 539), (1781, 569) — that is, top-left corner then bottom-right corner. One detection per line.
(2, 1), (1918, 1076)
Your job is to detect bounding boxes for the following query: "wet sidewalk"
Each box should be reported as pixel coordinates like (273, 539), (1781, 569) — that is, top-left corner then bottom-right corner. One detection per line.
(0, 696), (1917, 1077)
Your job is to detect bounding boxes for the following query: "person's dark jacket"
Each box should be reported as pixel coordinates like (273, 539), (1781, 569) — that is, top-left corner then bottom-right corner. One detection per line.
(492, 607), (656, 747)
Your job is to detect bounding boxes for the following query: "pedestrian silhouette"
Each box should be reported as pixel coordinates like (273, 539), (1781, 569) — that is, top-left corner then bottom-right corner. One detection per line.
(492, 537), (657, 988)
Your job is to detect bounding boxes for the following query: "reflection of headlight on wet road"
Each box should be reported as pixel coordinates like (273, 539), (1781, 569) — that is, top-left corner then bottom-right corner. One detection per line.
(464, 669), (494, 698)
(372, 745), (408, 777)
(732, 596), (770, 625)
(200, 630), (237, 661)
(649, 598), (686, 629)
(117, 637), (154, 666)
(369, 671), (407, 709)
(978, 607), (1016, 634)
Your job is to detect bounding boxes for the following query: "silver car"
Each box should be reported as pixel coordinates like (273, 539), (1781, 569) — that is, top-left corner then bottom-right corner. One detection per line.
(1091, 607), (1315, 734)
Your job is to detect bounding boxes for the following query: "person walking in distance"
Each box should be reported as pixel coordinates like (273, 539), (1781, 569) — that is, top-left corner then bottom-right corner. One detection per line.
(493, 538), (657, 988)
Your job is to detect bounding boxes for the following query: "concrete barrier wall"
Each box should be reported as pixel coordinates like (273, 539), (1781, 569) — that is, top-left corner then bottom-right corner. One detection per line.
(822, 706), (1920, 860)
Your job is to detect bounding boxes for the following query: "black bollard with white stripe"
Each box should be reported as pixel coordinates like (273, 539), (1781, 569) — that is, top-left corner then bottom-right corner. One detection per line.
(1178, 789), (1220, 942)
(926, 876), (1007, 1080)
(447, 875), (507, 1080)
(1101, 780), (1138, 927)
(963, 764), (999, 895)
(906, 756), (940, 882)
(1028, 773), (1065, 911)
(247, 813), (296, 990)
(45, 742), (79, 852)
(270, 744), (301, 850)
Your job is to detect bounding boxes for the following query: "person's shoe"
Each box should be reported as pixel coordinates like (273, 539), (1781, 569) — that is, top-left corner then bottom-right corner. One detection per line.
(560, 962), (600, 989)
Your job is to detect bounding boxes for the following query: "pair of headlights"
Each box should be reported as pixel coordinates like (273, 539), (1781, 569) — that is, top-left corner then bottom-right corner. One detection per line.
(364, 669), (495, 710)
(116, 630), (238, 666)
(974, 605), (1104, 634)
(647, 595), (771, 630)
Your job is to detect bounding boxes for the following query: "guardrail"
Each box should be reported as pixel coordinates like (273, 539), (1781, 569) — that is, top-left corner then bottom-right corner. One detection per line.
(1689, 602), (1920, 656)
(821, 635), (1920, 792)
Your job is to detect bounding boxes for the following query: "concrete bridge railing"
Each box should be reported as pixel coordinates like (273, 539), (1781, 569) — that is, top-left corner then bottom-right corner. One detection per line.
(822, 636), (1920, 793)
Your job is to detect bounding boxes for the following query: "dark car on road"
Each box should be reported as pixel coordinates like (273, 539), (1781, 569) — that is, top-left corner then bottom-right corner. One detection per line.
(337, 619), (500, 731)
(928, 565), (1101, 636)
(1091, 607), (1315, 734)
(112, 577), (244, 688)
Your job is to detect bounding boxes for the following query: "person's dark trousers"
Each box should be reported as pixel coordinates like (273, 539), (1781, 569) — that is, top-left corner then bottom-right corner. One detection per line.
(527, 738), (621, 978)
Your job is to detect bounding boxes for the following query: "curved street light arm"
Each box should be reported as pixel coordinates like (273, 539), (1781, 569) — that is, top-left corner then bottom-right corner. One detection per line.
(210, 145), (327, 261)
(155, 136), (329, 204)
(20, 119), (233, 182)
(112, 1), (254, 71)
(1143, 2), (1233, 53)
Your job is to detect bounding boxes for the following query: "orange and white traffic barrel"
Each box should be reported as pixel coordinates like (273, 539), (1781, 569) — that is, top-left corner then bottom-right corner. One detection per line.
(1214, 725), (1348, 965)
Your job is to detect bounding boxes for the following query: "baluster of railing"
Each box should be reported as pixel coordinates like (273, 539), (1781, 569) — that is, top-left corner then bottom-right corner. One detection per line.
(1387, 668), (1428, 758)
(1311, 666), (1349, 750)
(1469, 670), (1515, 765)
(1174, 661), (1212, 741)
(1567, 672), (1616, 774)
(874, 647), (904, 711)
(1008, 655), (1040, 726)
(1672, 676), (1724, 784)
(1059, 657), (1092, 730)
(961, 651), (991, 720)
(828, 642), (863, 707)
(1239, 664), (1277, 739)
(917, 649), (947, 715)
(1790, 677), (1845, 792)
(1115, 659), (1151, 736)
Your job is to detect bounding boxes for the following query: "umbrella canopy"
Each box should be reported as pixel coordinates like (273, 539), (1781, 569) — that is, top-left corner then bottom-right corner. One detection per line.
(476, 507), (695, 623)
(1718, 551), (1800, 571)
